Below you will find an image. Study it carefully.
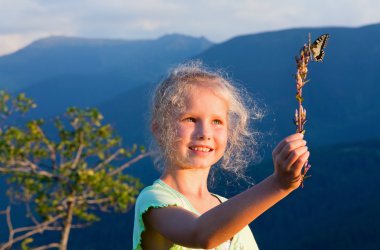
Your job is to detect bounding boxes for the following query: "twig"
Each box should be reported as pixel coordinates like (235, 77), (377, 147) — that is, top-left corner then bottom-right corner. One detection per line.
(26, 202), (41, 226)
(0, 211), (66, 250)
(109, 152), (151, 176)
(0, 167), (54, 178)
(71, 143), (84, 168)
(6, 206), (14, 249)
(94, 149), (122, 171)
(294, 33), (313, 188)
(34, 125), (58, 169)
(31, 243), (60, 250)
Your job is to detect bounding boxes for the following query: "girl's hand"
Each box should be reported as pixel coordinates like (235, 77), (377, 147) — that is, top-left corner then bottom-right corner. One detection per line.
(271, 133), (310, 191)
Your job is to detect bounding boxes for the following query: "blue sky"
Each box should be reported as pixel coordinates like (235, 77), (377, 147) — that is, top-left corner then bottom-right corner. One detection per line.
(1, 0), (379, 55)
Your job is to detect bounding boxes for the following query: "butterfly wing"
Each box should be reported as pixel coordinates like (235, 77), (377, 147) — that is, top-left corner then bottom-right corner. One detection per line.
(310, 34), (329, 62)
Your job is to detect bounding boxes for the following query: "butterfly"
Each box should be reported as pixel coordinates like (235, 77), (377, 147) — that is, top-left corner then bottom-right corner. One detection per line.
(309, 34), (329, 62)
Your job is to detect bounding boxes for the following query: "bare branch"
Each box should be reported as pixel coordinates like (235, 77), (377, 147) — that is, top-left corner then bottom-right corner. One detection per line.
(109, 152), (150, 176)
(26, 202), (40, 226)
(60, 197), (75, 250)
(0, 206), (14, 250)
(0, 167), (54, 178)
(31, 242), (60, 250)
(71, 222), (92, 229)
(0, 213), (66, 250)
(94, 149), (122, 171)
(71, 143), (84, 169)
(6, 159), (39, 172)
(6, 206), (14, 248)
(86, 197), (111, 204)
(45, 226), (63, 230)
(35, 125), (58, 169)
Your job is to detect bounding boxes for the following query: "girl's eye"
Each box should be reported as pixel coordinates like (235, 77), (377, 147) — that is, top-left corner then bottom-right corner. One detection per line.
(184, 117), (196, 123)
(212, 119), (223, 125)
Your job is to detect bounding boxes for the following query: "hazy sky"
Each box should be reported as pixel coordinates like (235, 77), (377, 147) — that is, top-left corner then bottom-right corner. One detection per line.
(1, 0), (379, 55)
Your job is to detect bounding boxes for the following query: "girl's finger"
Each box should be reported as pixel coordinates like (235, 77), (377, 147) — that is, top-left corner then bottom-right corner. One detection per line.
(272, 133), (304, 157)
(291, 150), (310, 175)
(277, 139), (307, 163)
(283, 146), (309, 171)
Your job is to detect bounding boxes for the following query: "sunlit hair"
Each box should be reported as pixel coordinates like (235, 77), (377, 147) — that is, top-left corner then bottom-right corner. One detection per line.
(150, 60), (263, 180)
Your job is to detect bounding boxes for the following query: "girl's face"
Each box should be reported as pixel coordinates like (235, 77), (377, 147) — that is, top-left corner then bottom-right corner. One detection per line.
(171, 83), (228, 170)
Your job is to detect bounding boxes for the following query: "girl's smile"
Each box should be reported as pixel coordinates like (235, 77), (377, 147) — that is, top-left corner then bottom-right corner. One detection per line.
(171, 83), (228, 170)
(189, 145), (214, 153)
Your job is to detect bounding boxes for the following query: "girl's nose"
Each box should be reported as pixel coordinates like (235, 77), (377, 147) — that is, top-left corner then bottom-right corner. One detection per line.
(196, 122), (211, 140)
(198, 134), (211, 140)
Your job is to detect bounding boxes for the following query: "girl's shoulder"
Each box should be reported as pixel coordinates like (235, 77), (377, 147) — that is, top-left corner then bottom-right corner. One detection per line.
(135, 179), (189, 211)
(133, 179), (195, 250)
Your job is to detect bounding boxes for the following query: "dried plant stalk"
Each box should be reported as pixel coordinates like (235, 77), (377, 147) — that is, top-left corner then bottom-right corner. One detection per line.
(294, 34), (313, 188)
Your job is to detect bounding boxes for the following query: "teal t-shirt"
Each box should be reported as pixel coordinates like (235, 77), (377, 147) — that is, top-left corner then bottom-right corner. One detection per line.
(133, 179), (259, 250)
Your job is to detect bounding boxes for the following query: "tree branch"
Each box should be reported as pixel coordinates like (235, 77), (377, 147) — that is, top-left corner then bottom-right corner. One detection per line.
(94, 149), (121, 171)
(31, 242), (60, 250)
(86, 197), (111, 204)
(0, 212), (66, 250)
(0, 166), (54, 178)
(71, 222), (92, 229)
(71, 144), (84, 169)
(6, 159), (39, 172)
(26, 202), (41, 226)
(35, 125), (58, 170)
(109, 152), (150, 176)
(6, 206), (14, 248)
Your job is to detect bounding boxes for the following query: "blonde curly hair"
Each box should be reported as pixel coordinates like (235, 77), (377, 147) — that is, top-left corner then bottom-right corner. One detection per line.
(150, 60), (263, 180)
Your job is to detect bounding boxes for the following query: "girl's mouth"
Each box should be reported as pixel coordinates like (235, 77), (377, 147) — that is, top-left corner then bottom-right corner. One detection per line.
(189, 146), (213, 152)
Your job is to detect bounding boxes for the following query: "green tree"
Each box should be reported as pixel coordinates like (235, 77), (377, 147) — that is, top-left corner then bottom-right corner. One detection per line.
(0, 90), (148, 250)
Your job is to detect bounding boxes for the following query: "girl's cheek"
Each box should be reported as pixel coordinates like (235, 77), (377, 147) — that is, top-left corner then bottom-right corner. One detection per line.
(215, 128), (228, 146)
(176, 125), (189, 138)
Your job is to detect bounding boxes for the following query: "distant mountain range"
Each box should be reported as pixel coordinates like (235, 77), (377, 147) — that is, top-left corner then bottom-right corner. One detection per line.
(197, 24), (380, 145)
(1, 24), (380, 249)
(95, 24), (380, 148)
(1, 25), (380, 146)
(0, 34), (212, 119)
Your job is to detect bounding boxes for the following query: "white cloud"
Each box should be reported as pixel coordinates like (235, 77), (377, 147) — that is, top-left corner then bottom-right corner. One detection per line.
(0, 34), (31, 56)
(0, 0), (380, 55)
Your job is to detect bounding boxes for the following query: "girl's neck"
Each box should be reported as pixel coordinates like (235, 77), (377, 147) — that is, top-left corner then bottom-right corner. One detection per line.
(160, 167), (211, 198)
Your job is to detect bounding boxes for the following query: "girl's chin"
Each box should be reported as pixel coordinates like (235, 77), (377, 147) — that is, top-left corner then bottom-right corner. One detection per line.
(183, 165), (211, 170)
(174, 161), (214, 170)
(169, 156), (222, 170)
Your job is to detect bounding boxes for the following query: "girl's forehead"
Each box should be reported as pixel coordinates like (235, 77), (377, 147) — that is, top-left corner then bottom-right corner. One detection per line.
(185, 83), (228, 103)
(182, 85), (229, 113)
(186, 79), (222, 94)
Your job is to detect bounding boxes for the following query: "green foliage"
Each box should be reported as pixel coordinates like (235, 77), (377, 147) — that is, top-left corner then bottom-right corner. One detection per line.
(0, 90), (36, 120)
(0, 90), (145, 248)
(21, 238), (33, 250)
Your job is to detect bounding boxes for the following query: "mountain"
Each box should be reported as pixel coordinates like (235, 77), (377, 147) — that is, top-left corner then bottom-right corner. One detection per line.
(195, 24), (380, 145)
(94, 24), (380, 150)
(0, 34), (213, 118)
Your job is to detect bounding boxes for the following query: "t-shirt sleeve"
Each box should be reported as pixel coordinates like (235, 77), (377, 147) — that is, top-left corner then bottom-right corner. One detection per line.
(132, 186), (181, 250)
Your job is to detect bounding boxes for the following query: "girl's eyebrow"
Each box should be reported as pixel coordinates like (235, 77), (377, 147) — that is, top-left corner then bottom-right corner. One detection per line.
(211, 114), (227, 120)
(179, 112), (227, 120)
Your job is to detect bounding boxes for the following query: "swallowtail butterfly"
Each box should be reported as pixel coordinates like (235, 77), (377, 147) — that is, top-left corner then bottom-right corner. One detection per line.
(310, 34), (329, 62)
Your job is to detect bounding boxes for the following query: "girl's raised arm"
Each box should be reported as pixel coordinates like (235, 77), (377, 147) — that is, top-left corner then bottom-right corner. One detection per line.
(144, 133), (308, 249)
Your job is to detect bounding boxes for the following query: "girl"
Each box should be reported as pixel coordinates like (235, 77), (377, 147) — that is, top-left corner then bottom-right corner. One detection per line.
(133, 61), (309, 249)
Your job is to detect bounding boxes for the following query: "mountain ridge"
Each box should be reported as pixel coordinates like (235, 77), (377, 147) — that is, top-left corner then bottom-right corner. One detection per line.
(0, 34), (214, 93)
